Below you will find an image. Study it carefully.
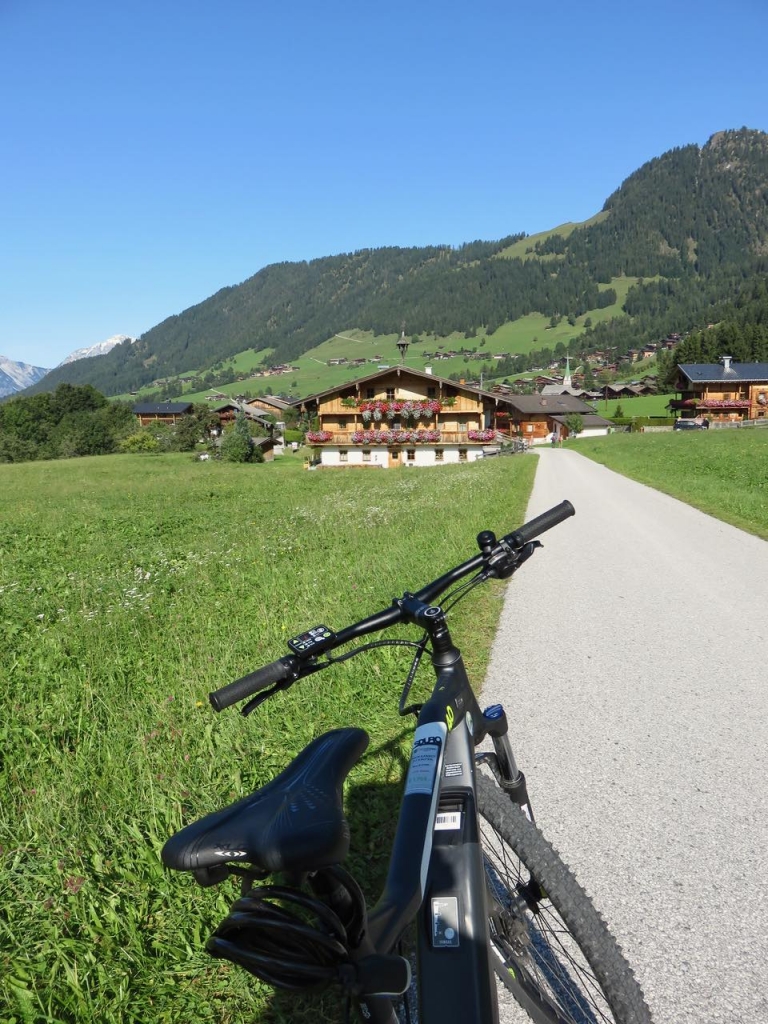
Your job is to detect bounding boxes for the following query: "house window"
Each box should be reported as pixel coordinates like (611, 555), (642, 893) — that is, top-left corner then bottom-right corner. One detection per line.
(366, 388), (375, 399)
(386, 388), (395, 401)
(339, 450), (348, 462)
(362, 450), (372, 462)
(339, 419), (347, 430)
(427, 386), (436, 398)
(435, 448), (444, 461)
(390, 449), (400, 461)
(393, 420), (401, 430)
(459, 421), (468, 432)
(406, 449), (415, 462)
(459, 449), (468, 462)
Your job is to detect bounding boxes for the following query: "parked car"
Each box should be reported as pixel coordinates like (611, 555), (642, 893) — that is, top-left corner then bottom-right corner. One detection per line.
(673, 418), (708, 430)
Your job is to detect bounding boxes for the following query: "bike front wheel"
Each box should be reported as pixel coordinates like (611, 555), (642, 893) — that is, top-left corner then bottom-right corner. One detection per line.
(475, 774), (652, 1024)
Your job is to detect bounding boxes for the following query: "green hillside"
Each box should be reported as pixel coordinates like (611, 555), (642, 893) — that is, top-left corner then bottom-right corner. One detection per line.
(120, 276), (645, 403)
(19, 128), (768, 403)
(496, 212), (609, 261)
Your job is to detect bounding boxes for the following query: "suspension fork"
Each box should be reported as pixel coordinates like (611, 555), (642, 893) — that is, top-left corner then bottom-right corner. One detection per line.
(406, 592), (536, 824)
(478, 704), (536, 824)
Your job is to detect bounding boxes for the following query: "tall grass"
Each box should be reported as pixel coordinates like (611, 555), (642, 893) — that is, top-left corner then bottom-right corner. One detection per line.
(573, 429), (768, 539)
(0, 453), (536, 1023)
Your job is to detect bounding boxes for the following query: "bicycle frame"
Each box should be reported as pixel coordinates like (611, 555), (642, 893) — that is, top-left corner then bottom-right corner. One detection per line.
(193, 503), (578, 1019)
(351, 616), (525, 1024)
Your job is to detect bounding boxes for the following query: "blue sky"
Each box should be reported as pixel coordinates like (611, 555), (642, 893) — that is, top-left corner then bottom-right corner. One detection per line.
(2, 0), (767, 369)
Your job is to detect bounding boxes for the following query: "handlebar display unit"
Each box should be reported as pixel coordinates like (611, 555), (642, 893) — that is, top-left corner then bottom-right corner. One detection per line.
(287, 625), (337, 656)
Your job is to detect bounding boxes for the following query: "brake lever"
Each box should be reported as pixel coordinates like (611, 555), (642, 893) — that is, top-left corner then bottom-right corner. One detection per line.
(241, 680), (289, 716)
(240, 660), (330, 716)
(485, 540), (542, 580)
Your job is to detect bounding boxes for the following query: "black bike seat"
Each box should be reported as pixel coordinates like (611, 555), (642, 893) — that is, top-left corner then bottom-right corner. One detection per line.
(161, 728), (369, 875)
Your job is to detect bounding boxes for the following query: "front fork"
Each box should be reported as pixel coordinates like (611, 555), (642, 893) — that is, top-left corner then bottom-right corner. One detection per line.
(408, 593), (535, 824)
(478, 703), (536, 824)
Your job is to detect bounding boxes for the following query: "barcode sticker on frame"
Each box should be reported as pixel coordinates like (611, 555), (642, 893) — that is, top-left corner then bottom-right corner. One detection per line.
(434, 811), (462, 830)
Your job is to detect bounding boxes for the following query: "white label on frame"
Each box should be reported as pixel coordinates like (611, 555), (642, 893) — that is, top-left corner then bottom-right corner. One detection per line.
(404, 723), (446, 797)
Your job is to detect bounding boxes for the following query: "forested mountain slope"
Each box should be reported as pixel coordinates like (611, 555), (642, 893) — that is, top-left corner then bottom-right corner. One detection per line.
(21, 128), (768, 398)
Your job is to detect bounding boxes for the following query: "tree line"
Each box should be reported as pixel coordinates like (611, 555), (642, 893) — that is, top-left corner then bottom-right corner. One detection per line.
(0, 384), (135, 462)
(0, 383), (241, 464)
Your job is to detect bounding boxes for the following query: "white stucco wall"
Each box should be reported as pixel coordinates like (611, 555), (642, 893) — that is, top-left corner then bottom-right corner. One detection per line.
(318, 445), (486, 468)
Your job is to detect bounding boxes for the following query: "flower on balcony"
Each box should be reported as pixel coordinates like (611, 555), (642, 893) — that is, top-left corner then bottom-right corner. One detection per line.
(696, 399), (751, 409)
(350, 429), (442, 445)
(417, 429), (441, 443)
(358, 399), (442, 421)
(306, 430), (333, 443)
(468, 429), (497, 442)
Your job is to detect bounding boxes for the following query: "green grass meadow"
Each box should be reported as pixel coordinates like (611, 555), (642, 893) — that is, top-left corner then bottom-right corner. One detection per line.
(572, 428), (768, 539)
(0, 453), (537, 1023)
(591, 394), (673, 419)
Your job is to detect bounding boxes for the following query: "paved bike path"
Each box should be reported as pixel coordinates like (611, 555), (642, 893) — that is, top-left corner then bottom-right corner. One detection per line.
(481, 448), (768, 1024)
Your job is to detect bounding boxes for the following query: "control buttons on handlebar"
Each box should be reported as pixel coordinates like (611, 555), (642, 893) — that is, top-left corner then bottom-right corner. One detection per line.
(288, 625), (337, 656)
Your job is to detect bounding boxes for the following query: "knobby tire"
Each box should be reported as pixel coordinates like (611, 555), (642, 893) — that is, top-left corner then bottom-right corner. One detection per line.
(475, 774), (653, 1024)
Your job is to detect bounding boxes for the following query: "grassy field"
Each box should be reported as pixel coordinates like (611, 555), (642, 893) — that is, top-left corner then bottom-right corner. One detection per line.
(591, 393), (673, 419)
(0, 452), (537, 1023)
(572, 428), (768, 539)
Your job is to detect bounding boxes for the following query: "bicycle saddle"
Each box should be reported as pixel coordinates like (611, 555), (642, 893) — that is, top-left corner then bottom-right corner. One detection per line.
(161, 728), (369, 877)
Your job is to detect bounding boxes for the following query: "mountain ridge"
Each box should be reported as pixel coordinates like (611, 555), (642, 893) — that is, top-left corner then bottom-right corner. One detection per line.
(0, 356), (50, 398)
(0, 336), (135, 398)
(14, 127), (768, 400)
(58, 335), (135, 367)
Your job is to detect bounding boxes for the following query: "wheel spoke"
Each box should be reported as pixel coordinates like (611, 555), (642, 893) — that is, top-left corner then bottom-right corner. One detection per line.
(476, 773), (652, 1024)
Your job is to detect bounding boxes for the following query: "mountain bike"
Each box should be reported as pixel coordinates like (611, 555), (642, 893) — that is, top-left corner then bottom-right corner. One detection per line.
(162, 500), (653, 1024)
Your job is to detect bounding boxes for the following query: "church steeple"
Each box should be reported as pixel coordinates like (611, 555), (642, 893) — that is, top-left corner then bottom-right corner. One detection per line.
(563, 354), (572, 389)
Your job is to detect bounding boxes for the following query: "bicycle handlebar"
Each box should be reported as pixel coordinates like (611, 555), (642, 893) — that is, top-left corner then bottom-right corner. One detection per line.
(209, 500), (575, 712)
(210, 656), (299, 712)
(505, 499), (575, 548)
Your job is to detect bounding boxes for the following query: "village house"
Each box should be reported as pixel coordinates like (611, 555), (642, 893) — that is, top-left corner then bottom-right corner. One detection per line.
(132, 402), (193, 426)
(245, 394), (292, 417)
(499, 394), (613, 445)
(295, 366), (500, 469)
(294, 366), (612, 468)
(672, 356), (768, 422)
(132, 401), (284, 457)
(539, 356), (600, 401)
(211, 402), (276, 431)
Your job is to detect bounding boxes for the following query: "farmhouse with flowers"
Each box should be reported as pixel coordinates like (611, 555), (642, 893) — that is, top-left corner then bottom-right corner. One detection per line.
(672, 356), (768, 422)
(296, 365), (551, 468)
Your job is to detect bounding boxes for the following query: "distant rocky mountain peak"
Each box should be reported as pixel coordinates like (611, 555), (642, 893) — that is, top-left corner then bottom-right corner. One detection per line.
(1, 335), (135, 398)
(58, 335), (134, 366)
(0, 356), (51, 398)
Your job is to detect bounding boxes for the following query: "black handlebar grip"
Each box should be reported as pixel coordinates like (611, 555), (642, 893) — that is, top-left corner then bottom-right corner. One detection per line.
(209, 656), (297, 712)
(505, 500), (575, 549)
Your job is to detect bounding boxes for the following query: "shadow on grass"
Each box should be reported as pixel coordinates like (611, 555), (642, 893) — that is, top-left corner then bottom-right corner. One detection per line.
(243, 728), (413, 1024)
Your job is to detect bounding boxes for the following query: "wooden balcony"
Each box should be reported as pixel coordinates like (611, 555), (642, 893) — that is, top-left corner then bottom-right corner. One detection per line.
(319, 398), (482, 415)
(312, 430), (504, 445)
